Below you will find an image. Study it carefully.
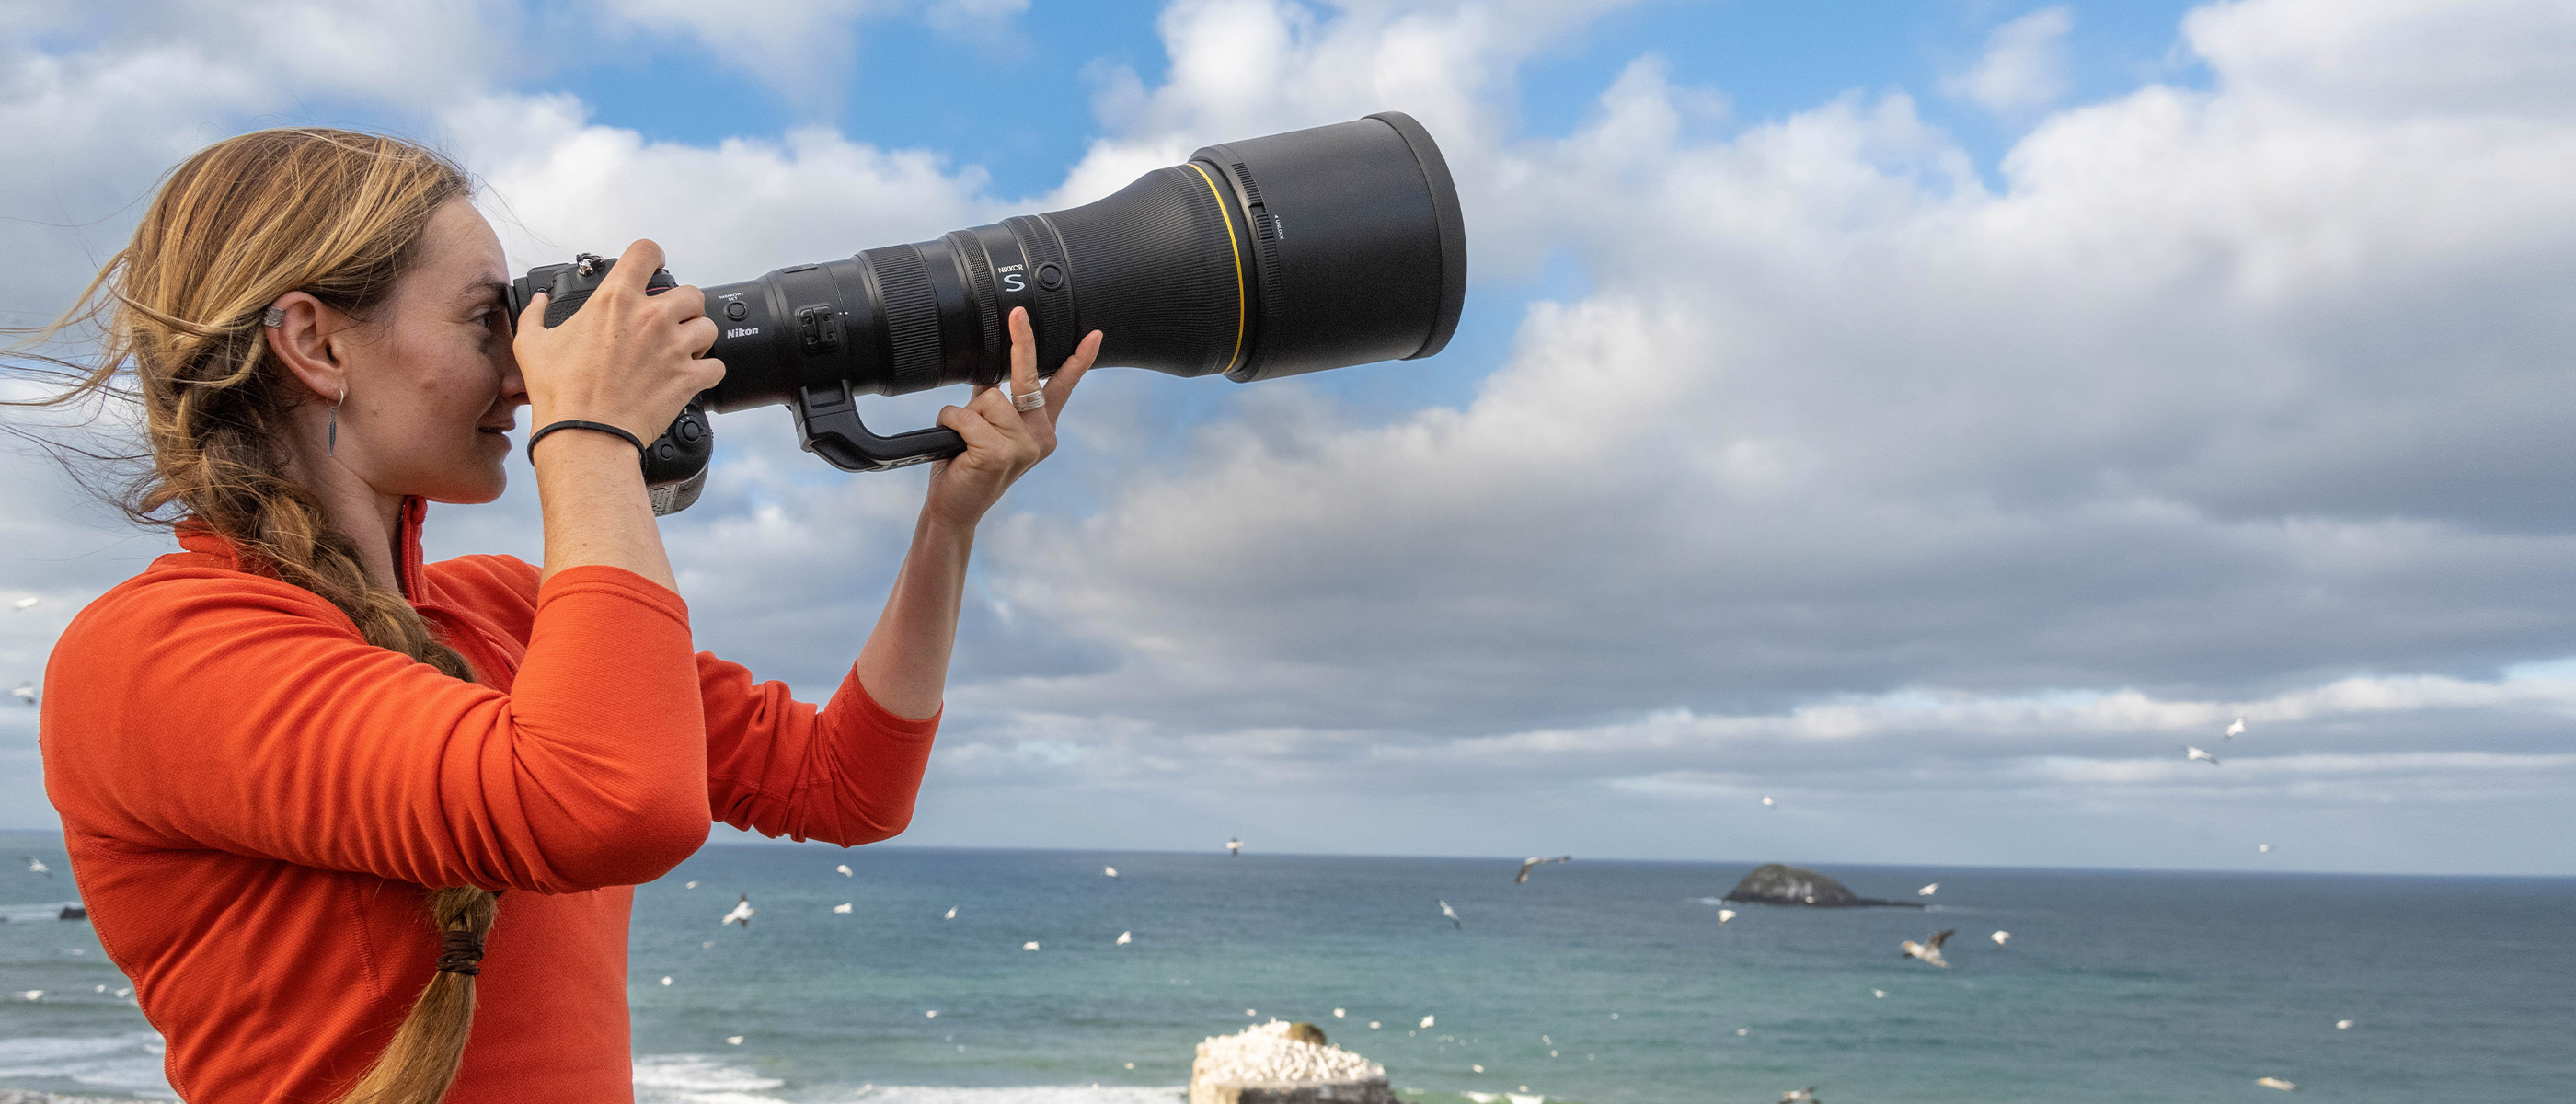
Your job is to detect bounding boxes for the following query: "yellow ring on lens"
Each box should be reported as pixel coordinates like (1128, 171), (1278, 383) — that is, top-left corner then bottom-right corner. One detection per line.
(1186, 161), (1248, 375)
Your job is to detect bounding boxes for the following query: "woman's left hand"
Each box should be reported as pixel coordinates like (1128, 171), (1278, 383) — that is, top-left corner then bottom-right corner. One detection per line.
(924, 306), (1100, 529)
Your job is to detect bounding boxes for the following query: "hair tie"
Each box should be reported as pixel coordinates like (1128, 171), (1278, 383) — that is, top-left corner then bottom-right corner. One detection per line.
(434, 929), (486, 976)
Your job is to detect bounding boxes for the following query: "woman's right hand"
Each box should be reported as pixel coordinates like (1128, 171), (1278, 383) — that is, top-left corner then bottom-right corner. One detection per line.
(512, 238), (724, 449)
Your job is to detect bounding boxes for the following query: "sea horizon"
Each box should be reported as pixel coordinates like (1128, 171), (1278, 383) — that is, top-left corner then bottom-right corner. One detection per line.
(1, 834), (2568, 1102)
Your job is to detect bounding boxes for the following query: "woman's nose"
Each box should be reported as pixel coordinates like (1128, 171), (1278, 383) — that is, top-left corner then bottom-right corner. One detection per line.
(495, 339), (528, 406)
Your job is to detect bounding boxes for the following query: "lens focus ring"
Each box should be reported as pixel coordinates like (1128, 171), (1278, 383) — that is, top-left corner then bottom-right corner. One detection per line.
(864, 246), (942, 395)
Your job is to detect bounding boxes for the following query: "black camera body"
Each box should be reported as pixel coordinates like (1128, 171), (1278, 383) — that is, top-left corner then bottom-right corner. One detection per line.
(508, 111), (1466, 516)
(509, 253), (716, 515)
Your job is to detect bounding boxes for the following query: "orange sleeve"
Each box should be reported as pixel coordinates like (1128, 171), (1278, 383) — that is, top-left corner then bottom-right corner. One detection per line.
(44, 565), (710, 893)
(698, 657), (940, 846)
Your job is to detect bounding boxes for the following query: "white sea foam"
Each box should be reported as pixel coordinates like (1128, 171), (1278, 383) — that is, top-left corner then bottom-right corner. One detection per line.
(635, 1054), (1181, 1104)
(829, 1088), (1184, 1104)
(0, 1031), (178, 1098)
(633, 1053), (788, 1104)
(633, 1057), (1186, 1104)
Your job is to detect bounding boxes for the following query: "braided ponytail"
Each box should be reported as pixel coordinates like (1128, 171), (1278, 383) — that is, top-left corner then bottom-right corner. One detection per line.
(6, 128), (505, 1104)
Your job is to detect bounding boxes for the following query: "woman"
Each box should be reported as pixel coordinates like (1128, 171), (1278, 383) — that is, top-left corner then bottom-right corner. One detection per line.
(14, 129), (1101, 1102)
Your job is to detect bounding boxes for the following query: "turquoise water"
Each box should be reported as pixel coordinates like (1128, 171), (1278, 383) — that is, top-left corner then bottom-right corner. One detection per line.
(1, 832), (2570, 1102)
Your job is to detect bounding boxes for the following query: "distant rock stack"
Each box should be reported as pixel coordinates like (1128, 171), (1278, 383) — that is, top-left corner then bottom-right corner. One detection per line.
(1189, 1020), (1398, 1104)
(1723, 863), (1923, 908)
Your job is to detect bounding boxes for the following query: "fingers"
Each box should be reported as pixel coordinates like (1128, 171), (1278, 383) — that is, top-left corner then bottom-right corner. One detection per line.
(1008, 306), (1038, 398)
(937, 401), (1015, 461)
(608, 239), (665, 294)
(1041, 329), (1102, 428)
(680, 314), (719, 358)
(662, 283), (708, 323)
(516, 290), (550, 338)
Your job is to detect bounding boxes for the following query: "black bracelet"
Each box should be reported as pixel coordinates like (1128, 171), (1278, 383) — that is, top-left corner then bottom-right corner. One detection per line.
(526, 420), (645, 462)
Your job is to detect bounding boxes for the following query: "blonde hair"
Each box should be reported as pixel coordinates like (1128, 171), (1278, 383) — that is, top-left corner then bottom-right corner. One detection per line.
(6, 128), (500, 1104)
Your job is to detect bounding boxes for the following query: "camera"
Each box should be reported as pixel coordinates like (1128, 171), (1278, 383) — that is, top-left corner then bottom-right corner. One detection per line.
(511, 111), (1467, 515)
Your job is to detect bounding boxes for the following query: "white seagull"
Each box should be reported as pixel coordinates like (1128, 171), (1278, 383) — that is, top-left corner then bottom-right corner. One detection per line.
(1439, 900), (1462, 929)
(23, 857), (50, 878)
(2259, 844), (2274, 854)
(1779, 1089), (1820, 1103)
(1917, 882), (1938, 897)
(719, 894), (754, 927)
(832, 903), (852, 914)
(2186, 745), (2220, 765)
(1761, 795), (1774, 807)
(1226, 837), (1242, 856)
(1116, 930), (1132, 946)
(11, 597), (37, 611)
(2256, 1077), (2297, 1091)
(1514, 856), (1570, 883)
(1022, 941), (1040, 951)
(1717, 909), (1737, 925)
(944, 905), (957, 920)
(836, 864), (853, 877)
(726, 1035), (743, 1046)
(10, 683), (33, 707)
(2335, 1019), (2353, 1029)
(1420, 1015), (1435, 1029)
(1900, 929), (1956, 968)
(15, 990), (40, 1001)
(1104, 866), (1119, 879)
(2225, 718), (2247, 739)
(1991, 930), (2011, 947)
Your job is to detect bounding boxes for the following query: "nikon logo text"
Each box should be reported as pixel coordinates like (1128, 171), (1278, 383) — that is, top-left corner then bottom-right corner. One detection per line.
(726, 327), (761, 339)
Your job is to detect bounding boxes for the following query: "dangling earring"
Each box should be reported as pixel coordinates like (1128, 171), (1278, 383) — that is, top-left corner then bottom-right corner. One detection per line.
(328, 387), (343, 456)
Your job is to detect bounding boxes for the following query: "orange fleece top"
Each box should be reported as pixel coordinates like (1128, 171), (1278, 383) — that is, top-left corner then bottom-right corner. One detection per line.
(39, 495), (940, 1103)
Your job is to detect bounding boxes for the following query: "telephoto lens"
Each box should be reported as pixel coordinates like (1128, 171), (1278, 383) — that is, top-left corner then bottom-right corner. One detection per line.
(512, 110), (1466, 513)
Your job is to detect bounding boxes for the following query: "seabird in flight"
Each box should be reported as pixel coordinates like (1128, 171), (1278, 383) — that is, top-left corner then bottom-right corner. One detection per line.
(1900, 929), (1956, 968)
(1515, 856), (1570, 883)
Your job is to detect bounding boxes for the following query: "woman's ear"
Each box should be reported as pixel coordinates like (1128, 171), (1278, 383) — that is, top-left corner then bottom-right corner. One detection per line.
(265, 291), (347, 404)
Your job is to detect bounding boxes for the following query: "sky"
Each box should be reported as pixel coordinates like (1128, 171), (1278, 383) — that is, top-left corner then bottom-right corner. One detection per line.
(3, 0), (2573, 876)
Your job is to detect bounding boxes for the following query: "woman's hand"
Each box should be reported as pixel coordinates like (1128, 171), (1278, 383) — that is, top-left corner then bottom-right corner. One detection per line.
(512, 238), (724, 450)
(923, 306), (1100, 530)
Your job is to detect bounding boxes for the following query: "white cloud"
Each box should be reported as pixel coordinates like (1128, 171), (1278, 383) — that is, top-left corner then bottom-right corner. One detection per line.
(971, 0), (2576, 745)
(444, 91), (998, 277)
(1944, 6), (2076, 117)
(6, 0), (2575, 871)
(592, 0), (898, 107)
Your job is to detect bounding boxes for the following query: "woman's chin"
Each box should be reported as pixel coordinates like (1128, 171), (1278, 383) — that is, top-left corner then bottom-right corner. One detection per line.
(421, 460), (510, 505)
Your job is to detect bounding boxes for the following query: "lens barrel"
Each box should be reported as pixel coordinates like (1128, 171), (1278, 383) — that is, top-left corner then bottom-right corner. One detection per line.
(690, 111), (1466, 472)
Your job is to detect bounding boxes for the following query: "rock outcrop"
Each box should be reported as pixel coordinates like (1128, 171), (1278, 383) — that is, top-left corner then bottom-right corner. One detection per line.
(1722, 863), (1923, 908)
(1190, 1020), (1398, 1104)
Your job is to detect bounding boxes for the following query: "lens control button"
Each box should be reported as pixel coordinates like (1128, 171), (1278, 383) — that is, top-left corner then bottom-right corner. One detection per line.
(724, 301), (747, 320)
(1037, 262), (1064, 290)
(678, 419), (704, 444)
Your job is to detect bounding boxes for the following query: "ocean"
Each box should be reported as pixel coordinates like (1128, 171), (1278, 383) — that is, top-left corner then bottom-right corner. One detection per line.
(0, 833), (2568, 1102)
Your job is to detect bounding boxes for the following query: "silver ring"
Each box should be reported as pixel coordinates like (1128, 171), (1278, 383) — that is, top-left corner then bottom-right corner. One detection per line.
(1011, 386), (1045, 412)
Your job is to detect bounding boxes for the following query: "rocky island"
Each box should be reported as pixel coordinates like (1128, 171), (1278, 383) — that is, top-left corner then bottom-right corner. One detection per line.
(1722, 863), (1924, 908)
